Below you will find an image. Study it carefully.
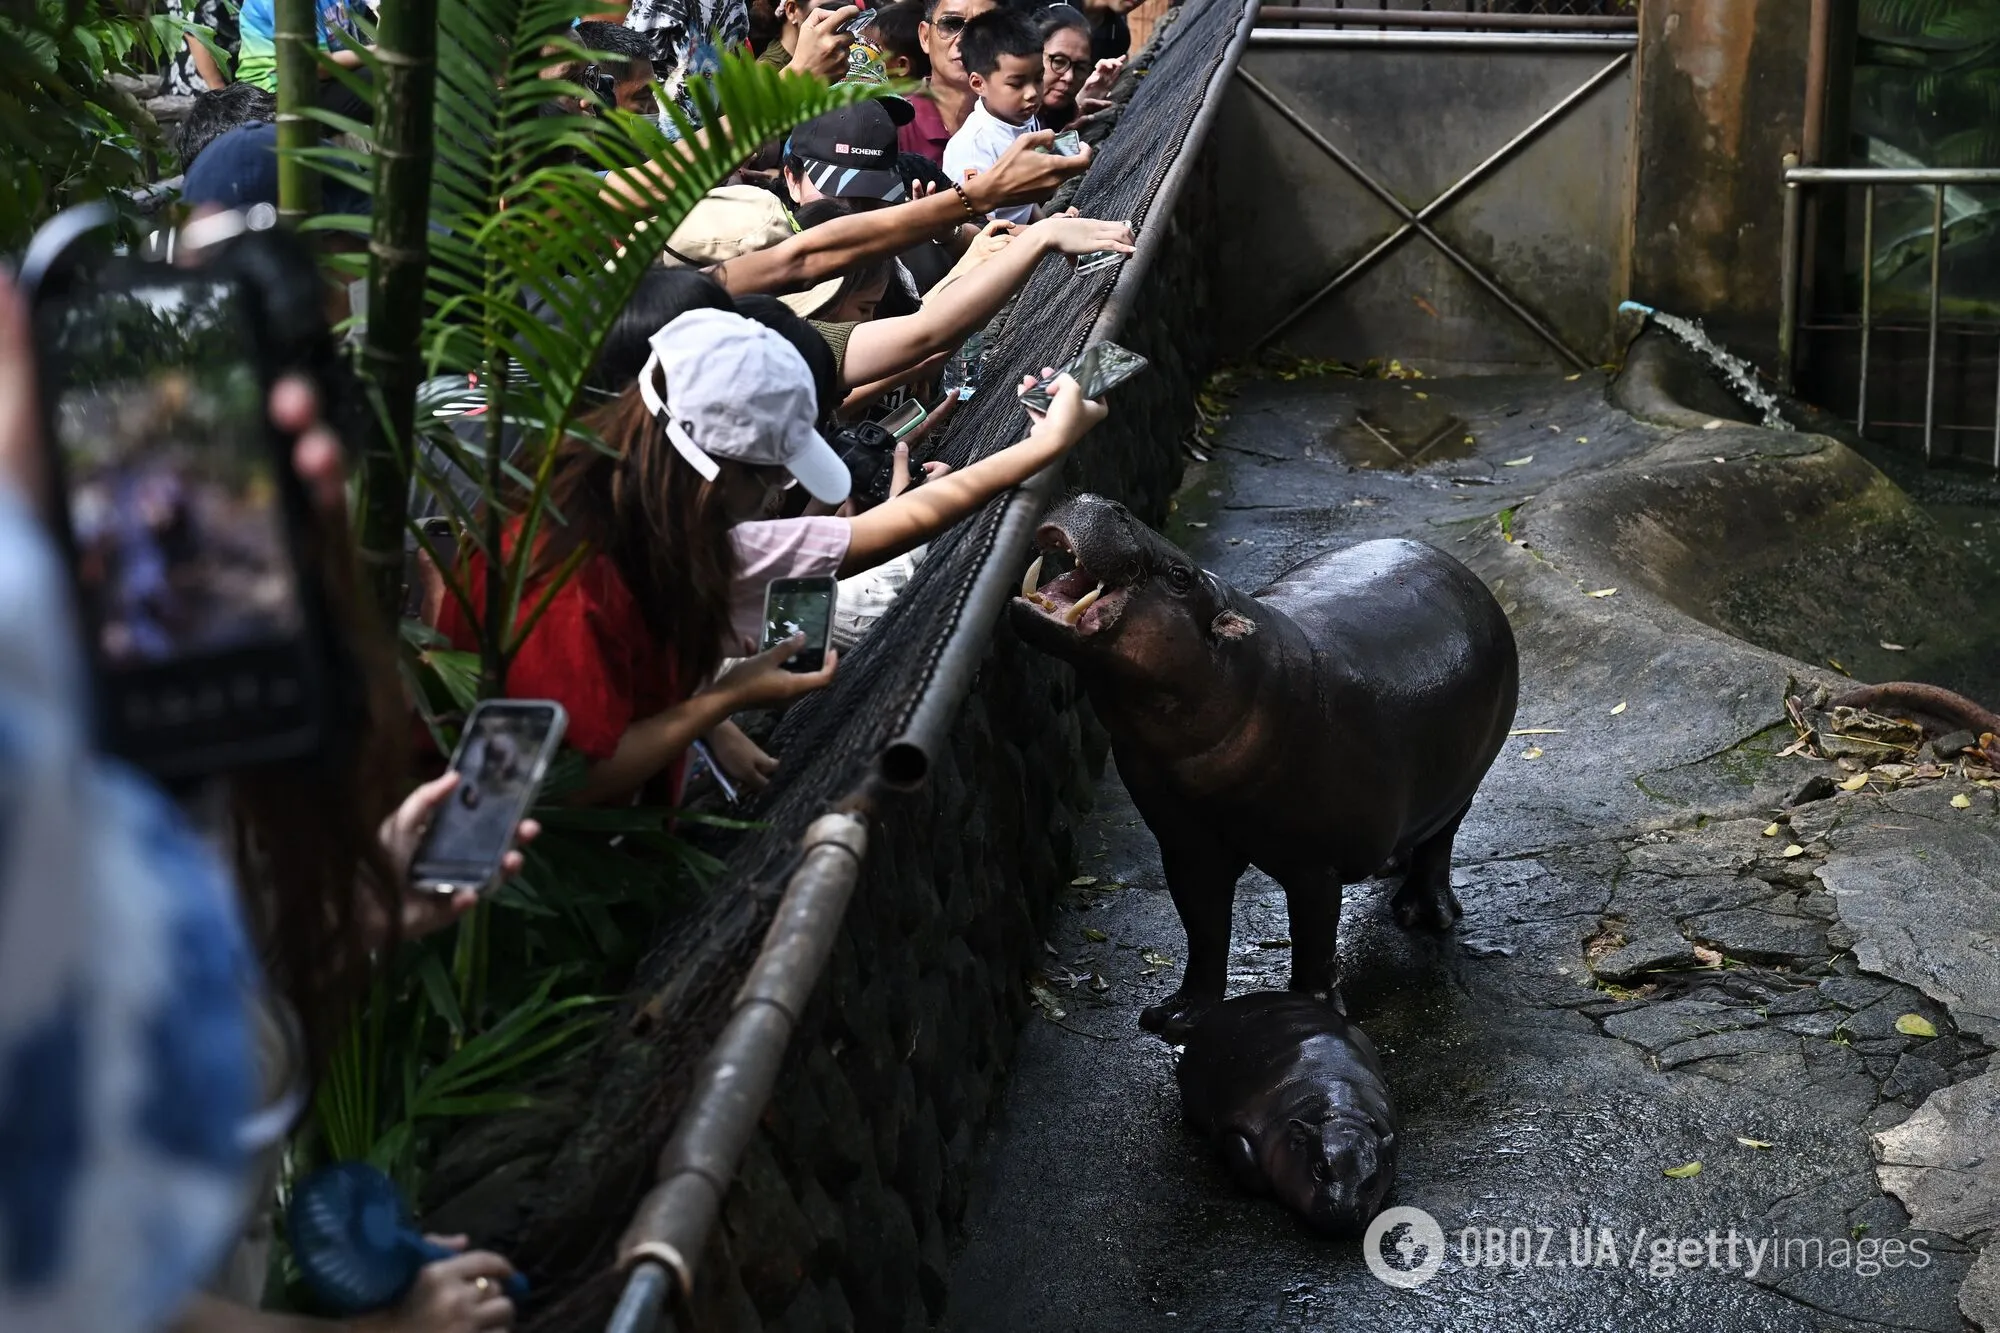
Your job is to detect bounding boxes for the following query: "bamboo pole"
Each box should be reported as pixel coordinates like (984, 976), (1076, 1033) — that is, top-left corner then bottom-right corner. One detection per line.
(273, 0), (321, 221)
(355, 0), (440, 622)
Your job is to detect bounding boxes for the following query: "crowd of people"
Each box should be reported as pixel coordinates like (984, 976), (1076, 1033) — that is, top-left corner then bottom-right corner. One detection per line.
(3, 0), (1150, 1328)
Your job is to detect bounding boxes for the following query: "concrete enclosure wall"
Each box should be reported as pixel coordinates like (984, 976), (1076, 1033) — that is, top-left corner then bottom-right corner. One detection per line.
(1210, 32), (1637, 373)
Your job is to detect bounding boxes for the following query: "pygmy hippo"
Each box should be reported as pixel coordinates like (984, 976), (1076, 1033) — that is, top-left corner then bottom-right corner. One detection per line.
(1178, 991), (1398, 1234)
(1010, 494), (1518, 1038)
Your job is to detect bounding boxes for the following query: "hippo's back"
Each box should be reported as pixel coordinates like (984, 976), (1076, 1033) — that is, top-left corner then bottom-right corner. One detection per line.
(1177, 993), (1387, 1133)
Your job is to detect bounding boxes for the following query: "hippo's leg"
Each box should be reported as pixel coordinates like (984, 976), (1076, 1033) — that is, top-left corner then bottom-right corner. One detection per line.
(1272, 864), (1345, 1010)
(1139, 828), (1245, 1041)
(1390, 802), (1468, 931)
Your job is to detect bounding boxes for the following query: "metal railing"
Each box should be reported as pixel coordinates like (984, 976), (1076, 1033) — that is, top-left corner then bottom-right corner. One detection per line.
(1779, 159), (2000, 471)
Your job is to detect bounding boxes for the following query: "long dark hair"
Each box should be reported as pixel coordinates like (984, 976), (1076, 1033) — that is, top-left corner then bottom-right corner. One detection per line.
(530, 386), (740, 688)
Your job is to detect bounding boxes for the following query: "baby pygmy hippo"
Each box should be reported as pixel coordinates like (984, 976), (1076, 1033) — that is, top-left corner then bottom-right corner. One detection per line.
(1176, 991), (1399, 1234)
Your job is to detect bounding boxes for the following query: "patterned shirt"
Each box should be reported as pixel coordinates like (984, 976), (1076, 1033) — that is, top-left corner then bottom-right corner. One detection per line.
(624, 0), (751, 136)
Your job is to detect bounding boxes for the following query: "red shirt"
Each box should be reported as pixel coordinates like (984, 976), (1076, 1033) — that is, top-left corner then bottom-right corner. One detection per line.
(898, 86), (951, 165)
(436, 539), (686, 801)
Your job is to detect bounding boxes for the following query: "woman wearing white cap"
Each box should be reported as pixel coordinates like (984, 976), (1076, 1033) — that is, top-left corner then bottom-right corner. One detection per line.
(436, 308), (1105, 805)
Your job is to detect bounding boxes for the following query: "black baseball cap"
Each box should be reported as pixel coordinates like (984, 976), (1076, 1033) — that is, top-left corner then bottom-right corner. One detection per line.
(787, 99), (916, 203)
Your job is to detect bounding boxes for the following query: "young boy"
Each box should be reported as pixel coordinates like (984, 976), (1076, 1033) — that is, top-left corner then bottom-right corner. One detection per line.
(941, 8), (1045, 224)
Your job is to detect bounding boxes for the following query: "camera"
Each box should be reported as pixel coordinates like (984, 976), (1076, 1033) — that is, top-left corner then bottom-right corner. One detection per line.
(829, 420), (904, 507)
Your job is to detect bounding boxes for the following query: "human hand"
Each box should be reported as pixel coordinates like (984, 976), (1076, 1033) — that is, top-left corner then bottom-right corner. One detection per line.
(705, 719), (778, 793)
(965, 131), (1091, 212)
(375, 770), (543, 942)
(355, 1237), (517, 1332)
(1078, 55), (1123, 106)
(909, 178), (940, 200)
(1018, 368), (1108, 439)
(715, 634), (839, 708)
(788, 4), (858, 80)
(1028, 214), (1134, 258)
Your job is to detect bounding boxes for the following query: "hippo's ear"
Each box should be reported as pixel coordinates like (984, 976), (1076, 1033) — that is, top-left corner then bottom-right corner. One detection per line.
(1210, 609), (1257, 641)
(1223, 1132), (1262, 1192)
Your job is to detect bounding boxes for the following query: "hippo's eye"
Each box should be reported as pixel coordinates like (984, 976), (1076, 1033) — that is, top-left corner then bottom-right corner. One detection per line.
(1166, 565), (1195, 594)
(1312, 1159), (1332, 1183)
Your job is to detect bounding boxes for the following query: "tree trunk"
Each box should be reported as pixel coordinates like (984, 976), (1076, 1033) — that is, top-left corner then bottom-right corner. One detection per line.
(355, 0), (440, 623)
(272, 0), (320, 221)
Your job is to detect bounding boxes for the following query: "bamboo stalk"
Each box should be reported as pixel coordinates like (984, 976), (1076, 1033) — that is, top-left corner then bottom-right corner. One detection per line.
(356, 0), (441, 623)
(272, 0), (321, 222)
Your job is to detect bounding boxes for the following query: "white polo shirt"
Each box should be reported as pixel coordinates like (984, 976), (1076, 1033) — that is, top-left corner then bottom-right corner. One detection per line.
(943, 99), (1043, 225)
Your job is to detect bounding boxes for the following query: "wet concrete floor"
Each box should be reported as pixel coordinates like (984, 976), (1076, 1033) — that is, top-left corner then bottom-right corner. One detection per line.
(945, 374), (1997, 1332)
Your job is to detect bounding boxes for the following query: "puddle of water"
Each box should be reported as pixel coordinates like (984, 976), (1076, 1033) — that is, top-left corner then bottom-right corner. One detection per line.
(1324, 397), (1475, 471)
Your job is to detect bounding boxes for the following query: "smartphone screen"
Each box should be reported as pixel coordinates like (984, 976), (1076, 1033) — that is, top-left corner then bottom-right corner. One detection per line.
(1052, 130), (1082, 156)
(879, 399), (927, 439)
(46, 278), (299, 668)
(412, 700), (568, 892)
(1018, 341), (1149, 413)
(763, 576), (838, 673)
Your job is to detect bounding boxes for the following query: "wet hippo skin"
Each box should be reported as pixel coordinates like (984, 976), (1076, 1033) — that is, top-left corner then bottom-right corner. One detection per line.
(1009, 494), (1518, 1039)
(1177, 991), (1398, 1234)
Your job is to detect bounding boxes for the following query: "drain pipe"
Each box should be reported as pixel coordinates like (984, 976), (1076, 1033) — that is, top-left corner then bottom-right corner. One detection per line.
(878, 0), (1262, 791)
(604, 811), (869, 1333)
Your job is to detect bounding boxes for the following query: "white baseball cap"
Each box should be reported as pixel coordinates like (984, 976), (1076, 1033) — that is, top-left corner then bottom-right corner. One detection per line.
(637, 308), (852, 505)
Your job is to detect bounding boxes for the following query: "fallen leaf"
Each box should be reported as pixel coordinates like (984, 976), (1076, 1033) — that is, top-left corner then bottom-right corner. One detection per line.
(1510, 728), (1566, 735)
(1663, 1162), (1702, 1179)
(1713, 456), (1726, 463)
(1503, 455), (1534, 467)
(1895, 1013), (1939, 1038)
(1840, 773), (1869, 791)
(1141, 950), (1174, 969)
(1781, 844), (1805, 858)
(1414, 392), (1429, 400)
(1576, 436), (1590, 444)
(1829, 658), (1851, 676)
(1081, 927), (1108, 943)
(1611, 701), (1628, 715)
(1586, 588), (1618, 598)
(1521, 746), (1544, 760)
(1880, 641), (1907, 652)
(1256, 938), (1292, 949)
(1692, 945), (1724, 968)
(1090, 973), (1110, 993)
(1070, 875), (1098, 886)
(1028, 982), (1067, 1021)
(1462, 435), (1475, 445)
(1703, 419), (1724, 430)
(1736, 1137), (1774, 1150)
(1565, 372), (1583, 381)
(1188, 520), (1208, 528)
(1763, 823), (1781, 837)
(1951, 793), (1973, 809)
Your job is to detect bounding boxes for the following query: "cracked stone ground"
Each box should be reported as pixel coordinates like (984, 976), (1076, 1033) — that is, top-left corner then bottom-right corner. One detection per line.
(945, 374), (2000, 1332)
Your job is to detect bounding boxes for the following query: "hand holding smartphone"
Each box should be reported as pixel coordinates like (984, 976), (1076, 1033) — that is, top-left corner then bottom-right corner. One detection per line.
(763, 576), (838, 673)
(1018, 341), (1148, 414)
(410, 700), (567, 895)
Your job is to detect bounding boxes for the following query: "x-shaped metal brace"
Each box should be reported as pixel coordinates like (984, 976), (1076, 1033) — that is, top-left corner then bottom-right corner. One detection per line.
(1238, 49), (1633, 370)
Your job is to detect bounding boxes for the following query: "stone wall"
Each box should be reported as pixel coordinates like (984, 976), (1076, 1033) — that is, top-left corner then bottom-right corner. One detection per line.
(676, 154), (1218, 1333)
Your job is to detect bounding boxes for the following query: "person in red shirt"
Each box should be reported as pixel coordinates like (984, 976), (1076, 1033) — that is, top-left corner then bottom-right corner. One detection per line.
(897, 0), (997, 163)
(440, 308), (1110, 806)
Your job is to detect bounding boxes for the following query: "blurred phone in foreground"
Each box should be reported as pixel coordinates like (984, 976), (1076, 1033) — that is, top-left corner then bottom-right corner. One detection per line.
(763, 576), (838, 673)
(1018, 341), (1149, 414)
(23, 204), (336, 780)
(411, 700), (567, 895)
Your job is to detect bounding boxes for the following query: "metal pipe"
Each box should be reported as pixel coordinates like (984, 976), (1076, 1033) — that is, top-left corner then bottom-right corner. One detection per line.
(1925, 183), (1944, 462)
(1802, 0), (1830, 166)
(1253, 6), (1636, 31)
(1246, 29), (1637, 52)
(1785, 167), (2000, 186)
(1859, 184), (1875, 435)
(879, 0), (1261, 790)
(606, 813), (869, 1328)
(1779, 153), (1801, 392)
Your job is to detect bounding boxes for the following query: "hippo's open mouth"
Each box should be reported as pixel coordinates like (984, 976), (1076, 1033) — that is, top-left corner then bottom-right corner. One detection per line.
(1013, 523), (1130, 636)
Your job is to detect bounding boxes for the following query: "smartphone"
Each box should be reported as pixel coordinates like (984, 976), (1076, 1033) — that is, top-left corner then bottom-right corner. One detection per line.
(1073, 250), (1125, 276)
(1052, 130), (1082, 156)
(838, 8), (876, 34)
(880, 398), (927, 439)
(763, 576), (838, 673)
(1018, 341), (1149, 413)
(23, 206), (336, 779)
(411, 700), (568, 895)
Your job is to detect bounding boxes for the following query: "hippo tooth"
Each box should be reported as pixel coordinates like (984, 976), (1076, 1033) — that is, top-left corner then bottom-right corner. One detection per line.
(1064, 583), (1106, 625)
(1021, 555), (1044, 598)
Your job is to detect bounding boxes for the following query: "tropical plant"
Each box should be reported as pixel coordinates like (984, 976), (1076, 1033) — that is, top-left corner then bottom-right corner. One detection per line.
(273, 0), (874, 1194)
(0, 0), (208, 248)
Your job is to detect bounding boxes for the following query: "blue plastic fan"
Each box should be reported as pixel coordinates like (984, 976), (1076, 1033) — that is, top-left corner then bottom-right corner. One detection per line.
(289, 1161), (529, 1315)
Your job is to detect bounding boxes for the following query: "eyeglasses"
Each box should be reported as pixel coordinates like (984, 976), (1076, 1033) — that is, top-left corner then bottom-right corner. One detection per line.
(1044, 52), (1078, 74)
(931, 13), (968, 33)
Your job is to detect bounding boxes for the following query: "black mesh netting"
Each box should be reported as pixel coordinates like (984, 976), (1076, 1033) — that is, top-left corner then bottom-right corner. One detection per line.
(1292, 1), (1635, 13)
(614, 0), (1250, 1024)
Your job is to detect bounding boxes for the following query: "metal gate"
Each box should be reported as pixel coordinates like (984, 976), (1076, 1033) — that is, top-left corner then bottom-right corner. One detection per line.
(1210, 6), (1638, 373)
